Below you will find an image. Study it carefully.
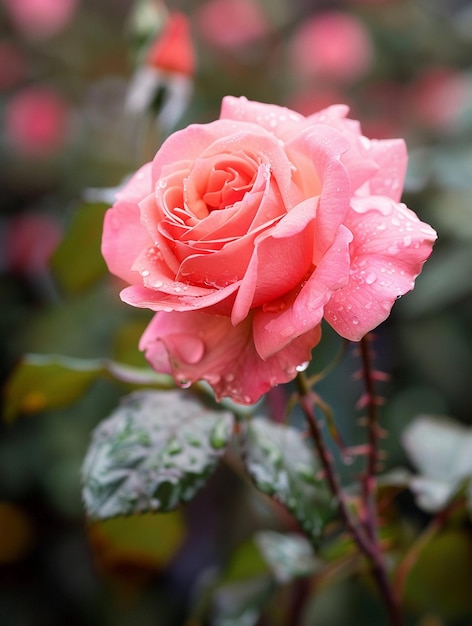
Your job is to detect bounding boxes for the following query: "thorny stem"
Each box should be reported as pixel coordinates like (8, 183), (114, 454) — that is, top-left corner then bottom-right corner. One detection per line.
(295, 371), (404, 626)
(359, 334), (382, 540)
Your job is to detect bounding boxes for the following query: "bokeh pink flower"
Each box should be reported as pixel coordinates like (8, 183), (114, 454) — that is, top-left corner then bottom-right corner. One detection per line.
(195, 0), (269, 52)
(4, 86), (69, 157)
(289, 11), (373, 83)
(2, 0), (78, 39)
(102, 97), (437, 404)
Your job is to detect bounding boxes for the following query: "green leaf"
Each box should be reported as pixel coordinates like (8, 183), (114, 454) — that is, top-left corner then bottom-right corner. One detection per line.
(404, 530), (472, 619)
(402, 415), (472, 512)
(88, 511), (186, 570)
(242, 417), (332, 541)
(254, 530), (319, 584)
(82, 389), (234, 519)
(4, 354), (172, 422)
(51, 202), (108, 293)
(4, 354), (101, 422)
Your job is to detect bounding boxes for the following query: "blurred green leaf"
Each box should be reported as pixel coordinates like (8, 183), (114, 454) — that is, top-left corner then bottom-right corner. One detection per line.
(4, 354), (172, 422)
(402, 414), (472, 512)
(4, 354), (101, 422)
(404, 530), (472, 619)
(254, 530), (319, 584)
(221, 539), (269, 584)
(51, 202), (108, 293)
(88, 511), (186, 571)
(242, 418), (332, 541)
(82, 390), (234, 519)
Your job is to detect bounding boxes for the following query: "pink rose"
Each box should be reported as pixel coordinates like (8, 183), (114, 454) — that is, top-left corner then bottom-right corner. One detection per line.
(102, 97), (436, 404)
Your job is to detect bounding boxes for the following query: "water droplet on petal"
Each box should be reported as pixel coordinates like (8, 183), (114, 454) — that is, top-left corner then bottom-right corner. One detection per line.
(296, 361), (310, 372)
(141, 270), (150, 277)
(365, 272), (377, 285)
(352, 317), (359, 325)
(177, 378), (192, 389)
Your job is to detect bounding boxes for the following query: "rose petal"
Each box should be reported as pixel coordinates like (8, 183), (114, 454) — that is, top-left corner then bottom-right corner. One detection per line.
(362, 138), (407, 202)
(120, 281), (240, 315)
(221, 96), (305, 142)
(232, 198), (317, 325)
(139, 310), (322, 404)
(324, 196), (437, 340)
(101, 165), (154, 285)
(286, 125), (351, 259)
(253, 224), (353, 358)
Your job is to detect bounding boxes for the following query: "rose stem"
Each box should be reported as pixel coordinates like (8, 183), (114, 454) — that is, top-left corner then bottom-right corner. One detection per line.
(295, 372), (404, 626)
(359, 334), (382, 541)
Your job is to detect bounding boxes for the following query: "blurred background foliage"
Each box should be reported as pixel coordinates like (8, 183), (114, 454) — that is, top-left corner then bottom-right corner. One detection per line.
(1, 0), (472, 624)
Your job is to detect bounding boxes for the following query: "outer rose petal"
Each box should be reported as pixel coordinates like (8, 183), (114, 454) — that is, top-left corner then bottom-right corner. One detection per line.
(101, 163), (153, 284)
(139, 311), (321, 404)
(220, 96), (305, 142)
(325, 196), (437, 340)
(231, 198), (317, 325)
(361, 138), (407, 202)
(253, 224), (353, 358)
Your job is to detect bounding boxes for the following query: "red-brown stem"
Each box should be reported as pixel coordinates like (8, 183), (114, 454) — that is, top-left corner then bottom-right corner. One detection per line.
(359, 334), (381, 541)
(296, 372), (404, 626)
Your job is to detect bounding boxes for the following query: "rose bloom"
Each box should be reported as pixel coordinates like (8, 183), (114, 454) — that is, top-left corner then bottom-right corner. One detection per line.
(102, 97), (436, 404)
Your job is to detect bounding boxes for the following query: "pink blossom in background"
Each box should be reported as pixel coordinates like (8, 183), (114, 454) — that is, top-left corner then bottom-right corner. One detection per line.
(0, 42), (26, 91)
(2, 0), (78, 39)
(194, 0), (269, 52)
(102, 97), (436, 404)
(4, 86), (69, 157)
(408, 67), (469, 130)
(289, 11), (373, 83)
(4, 213), (61, 275)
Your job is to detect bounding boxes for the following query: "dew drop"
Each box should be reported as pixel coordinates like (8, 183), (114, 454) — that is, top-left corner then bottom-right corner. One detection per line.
(365, 272), (377, 285)
(352, 317), (359, 325)
(177, 378), (192, 389)
(158, 178), (167, 189)
(403, 235), (412, 247)
(166, 437), (182, 455)
(296, 361), (310, 372)
(141, 270), (150, 277)
(153, 280), (164, 288)
(210, 420), (230, 449)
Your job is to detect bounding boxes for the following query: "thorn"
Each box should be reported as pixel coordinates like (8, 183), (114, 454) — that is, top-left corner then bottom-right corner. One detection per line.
(345, 444), (372, 457)
(356, 393), (371, 409)
(372, 370), (391, 382)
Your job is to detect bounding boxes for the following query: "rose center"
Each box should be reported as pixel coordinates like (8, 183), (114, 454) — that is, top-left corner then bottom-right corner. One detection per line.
(184, 152), (259, 219)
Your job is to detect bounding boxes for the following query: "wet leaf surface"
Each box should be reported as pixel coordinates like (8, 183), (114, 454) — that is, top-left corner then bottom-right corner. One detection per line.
(82, 389), (234, 518)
